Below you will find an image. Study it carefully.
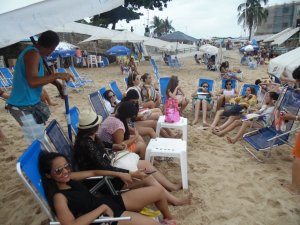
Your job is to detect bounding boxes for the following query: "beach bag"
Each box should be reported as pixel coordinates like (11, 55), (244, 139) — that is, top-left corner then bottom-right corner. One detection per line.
(111, 150), (140, 171)
(165, 98), (180, 123)
(223, 104), (244, 117)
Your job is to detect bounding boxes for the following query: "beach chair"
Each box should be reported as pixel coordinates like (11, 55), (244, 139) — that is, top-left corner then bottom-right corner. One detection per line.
(159, 77), (170, 105)
(69, 66), (94, 86)
(0, 77), (10, 91)
(102, 57), (109, 67)
(174, 56), (182, 69)
(0, 67), (13, 86)
(56, 68), (85, 91)
(243, 88), (300, 162)
(44, 120), (122, 195)
(109, 81), (123, 101)
(99, 86), (106, 97)
(16, 140), (131, 224)
(124, 77), (128, 86)
(69, 106), (80, 135)
(167, 56), (175, 68)
(88, 91), (110, 120)
(195, 78), (216, 117)
(239, 83), (261, 97)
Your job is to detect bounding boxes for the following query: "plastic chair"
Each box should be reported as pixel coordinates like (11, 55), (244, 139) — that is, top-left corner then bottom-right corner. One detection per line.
(69, 106), (80, 135)
(145, 138), (188, 189)
(97, 56), (104, 67)
(87, 55), (98, 68)
(16, 140), (131, 224)
(243, 87), (300, 162)
(156, 116), (188, 141)
(159, 77), (170, 105)
(109, 81), (123, 101)
(88, 91), (110, 120)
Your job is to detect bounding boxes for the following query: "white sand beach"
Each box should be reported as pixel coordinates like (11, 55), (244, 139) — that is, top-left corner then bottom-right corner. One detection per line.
(0, 50), (299, 225)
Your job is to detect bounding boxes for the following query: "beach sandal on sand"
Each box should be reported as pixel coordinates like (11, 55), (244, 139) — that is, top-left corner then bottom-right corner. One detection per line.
(160, 219), (177, 225)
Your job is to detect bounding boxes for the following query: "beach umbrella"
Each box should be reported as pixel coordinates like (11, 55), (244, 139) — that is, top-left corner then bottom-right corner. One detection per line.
(240, 44), (259, 53)
(0, 0), (124, 142)
(106, 45), (131, 56)
(46, 42), (78, 61)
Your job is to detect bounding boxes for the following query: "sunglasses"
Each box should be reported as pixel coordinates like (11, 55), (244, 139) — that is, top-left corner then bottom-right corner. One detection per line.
(53, 163), (71, 175)
(108, 94), (115, 99)
(202, 86), (209, 88)
(226, 83), (232, 86)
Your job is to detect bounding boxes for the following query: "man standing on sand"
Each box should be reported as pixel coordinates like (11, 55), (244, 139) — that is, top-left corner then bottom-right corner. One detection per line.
(6, 30), (74, 144)
(281, 65), (300, 194)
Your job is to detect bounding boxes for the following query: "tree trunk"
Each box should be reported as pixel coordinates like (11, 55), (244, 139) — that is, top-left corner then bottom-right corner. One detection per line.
(248, 25), (252, 41)
(112, 23), (116, 30)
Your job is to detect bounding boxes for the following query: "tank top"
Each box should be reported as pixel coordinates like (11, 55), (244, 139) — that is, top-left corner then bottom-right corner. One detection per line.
(7, 45), (44, 106)
(223, 89), (235, 97)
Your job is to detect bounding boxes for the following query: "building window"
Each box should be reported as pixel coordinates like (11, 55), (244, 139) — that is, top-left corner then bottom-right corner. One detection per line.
(282, 7), (289, 13)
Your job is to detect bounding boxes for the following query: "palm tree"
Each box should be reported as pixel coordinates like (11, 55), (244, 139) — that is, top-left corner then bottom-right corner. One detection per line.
(237, 0), (269, 40)
(161, 17), (175, 34)
(150, 16), (164, 37)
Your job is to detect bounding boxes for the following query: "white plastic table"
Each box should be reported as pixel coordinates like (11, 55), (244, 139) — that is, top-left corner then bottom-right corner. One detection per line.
(156, 116), (188, 141)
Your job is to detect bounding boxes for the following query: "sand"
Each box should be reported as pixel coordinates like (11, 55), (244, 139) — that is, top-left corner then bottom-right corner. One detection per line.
(0, 49), (299, 225)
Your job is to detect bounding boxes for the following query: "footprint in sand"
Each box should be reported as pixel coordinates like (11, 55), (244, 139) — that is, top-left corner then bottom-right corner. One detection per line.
(5, 155), (16, 162)
(267, 199), (281, 208)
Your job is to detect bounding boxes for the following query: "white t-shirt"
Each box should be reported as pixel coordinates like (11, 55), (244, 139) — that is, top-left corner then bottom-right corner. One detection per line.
(104, 99), (120, 114)
(259, 105), (275, 124)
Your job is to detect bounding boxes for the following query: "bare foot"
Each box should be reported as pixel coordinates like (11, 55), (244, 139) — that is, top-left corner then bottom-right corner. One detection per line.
(173, 192), (192, 206)
(281, 182), (300, 195)
(212, 129), (223, 137)
(192, 120), (198, 125)
(203, 122), (210, 127)
(226, 136), (237, 144)
(213, 126), (221, 132)
(0, 130), (6, 141)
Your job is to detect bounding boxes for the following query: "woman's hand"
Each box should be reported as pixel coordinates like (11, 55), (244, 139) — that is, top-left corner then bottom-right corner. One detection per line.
(118, 172), (133, 187)
(129, 170), (147, 180)
(112, 143), (127, 151)
(99, 204), (114, 218)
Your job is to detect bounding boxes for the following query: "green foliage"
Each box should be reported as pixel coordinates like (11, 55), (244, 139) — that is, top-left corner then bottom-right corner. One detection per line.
(237, 0), (269, 40)
(150, 16), (175, 37)
(86, 0), (172, 29)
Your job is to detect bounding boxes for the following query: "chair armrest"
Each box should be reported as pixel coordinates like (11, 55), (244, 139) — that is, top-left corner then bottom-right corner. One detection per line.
(267, 127), (300, 142)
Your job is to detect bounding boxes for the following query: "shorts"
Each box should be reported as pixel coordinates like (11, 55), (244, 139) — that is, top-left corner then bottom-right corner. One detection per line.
(292, 133), (300, 158)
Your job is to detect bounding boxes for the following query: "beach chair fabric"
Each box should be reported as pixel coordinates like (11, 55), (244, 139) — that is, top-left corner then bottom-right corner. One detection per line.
(124, 77), (128, 86)
(221, 79), (238, 89)
(88, 92), (110, 120)
(243, 88), (300, 162)
(167, 56), (175, 68)
(56, 68), (85, 90)
(0, 67), (13, 86)
(69, 106), (80, 135)
(239, 84), (261, 97)
(16, 140), (131, 224)
(102, 57), (109, 66)
(99, 86), (106, 97)
(174, 57), (182, 68)
(109, 81), (123, 101)
(69, 66), (94, 85)
(159, 77), (170, 105)
(198, 78), (215, 93)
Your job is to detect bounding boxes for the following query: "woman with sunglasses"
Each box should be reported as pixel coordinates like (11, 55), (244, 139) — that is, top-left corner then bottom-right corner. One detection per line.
(216, 79), (238, 110)
(39, 151), (177, 225)
(191, 82), (214, 126)
(103, 90), (120, 114)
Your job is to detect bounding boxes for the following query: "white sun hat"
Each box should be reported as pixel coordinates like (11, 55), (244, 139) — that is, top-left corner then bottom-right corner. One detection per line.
(78, 109), (102, 129)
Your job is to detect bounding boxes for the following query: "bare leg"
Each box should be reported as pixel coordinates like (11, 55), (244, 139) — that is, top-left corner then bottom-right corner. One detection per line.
(180, 98), (189, 112)
(210, 109), (224, 128)
(216, 95), (225, 110)
(160, 128), (178, 138)
(202, 100), (210, 126)
(135, 120), (156, 129)
(285, 157), (300, 194)
(121, 186), (173, 219)
(41, 89), (57, 106)
(119, 211), (160, 225)
(136, 126), (156, 138)
(143, 101), (155, 109)
(192, 100), (201, 125)
(136, 136), (146, 160)
(214, 119), (242, 137)
(0, 129), (6, 140)
(137, 160), (181, 191)
(218, 115), (241, 131)
(227, 121), (262, 144)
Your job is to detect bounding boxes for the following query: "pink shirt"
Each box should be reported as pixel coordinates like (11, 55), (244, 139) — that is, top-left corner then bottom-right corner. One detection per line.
(97, 116), (125, 144)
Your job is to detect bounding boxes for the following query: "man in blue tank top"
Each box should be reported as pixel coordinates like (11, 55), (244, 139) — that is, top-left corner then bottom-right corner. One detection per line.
(7, 30), (74, 144)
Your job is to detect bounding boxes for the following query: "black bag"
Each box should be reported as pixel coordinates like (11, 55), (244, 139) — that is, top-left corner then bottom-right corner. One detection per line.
(223, 104), (245, 117)
(31, 102), (51, 124)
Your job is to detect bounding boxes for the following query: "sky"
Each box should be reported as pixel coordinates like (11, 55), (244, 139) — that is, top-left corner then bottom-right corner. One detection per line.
(115, 0), (296, 38)
(1, 0), (297, 39)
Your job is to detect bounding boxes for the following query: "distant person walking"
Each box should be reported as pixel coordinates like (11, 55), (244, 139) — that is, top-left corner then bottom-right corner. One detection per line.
(7, 30), (73, 144)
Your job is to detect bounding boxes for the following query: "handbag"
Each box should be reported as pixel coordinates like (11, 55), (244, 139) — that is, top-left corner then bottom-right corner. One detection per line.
(165, 98), (180, 123)
(31, 102), (51, 124)
(111, 150), (140, 171)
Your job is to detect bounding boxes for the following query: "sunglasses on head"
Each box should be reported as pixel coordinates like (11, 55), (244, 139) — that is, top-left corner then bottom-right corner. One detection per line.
(108, 94), (116, 99)
(53, 163), (71, 175)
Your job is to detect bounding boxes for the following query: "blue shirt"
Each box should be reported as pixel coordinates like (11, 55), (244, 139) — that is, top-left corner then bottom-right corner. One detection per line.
(7, 45), (44, 106)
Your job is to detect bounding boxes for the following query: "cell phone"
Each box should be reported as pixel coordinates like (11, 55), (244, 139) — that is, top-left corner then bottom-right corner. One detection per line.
(145, 170), (156, 175)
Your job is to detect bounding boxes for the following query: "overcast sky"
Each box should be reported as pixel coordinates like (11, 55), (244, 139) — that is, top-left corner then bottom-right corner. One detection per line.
(115, 0), (296, 38)
(1, 0), (296, 39)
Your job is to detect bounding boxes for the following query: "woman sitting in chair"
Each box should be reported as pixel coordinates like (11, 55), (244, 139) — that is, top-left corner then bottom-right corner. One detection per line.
(39, 151), (178, 225)
(216, 79), (238, 110)
(220, 61), (243, 82)
(103, 90), (120, 114)
(191, 82), (214, 126)
(210, 86), (257, 130)
(140, 73), (160, 108)
(166, 76), (189, 114)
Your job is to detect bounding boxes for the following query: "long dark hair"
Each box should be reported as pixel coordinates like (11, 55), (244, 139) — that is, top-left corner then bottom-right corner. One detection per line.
(115, 101), (138, 140)
(141, 73), (149, 82)
(39, 152), (70, 212)
(127, 72), (138, 88)
(166, 75), (179, 98)
(74, 125), (100, 148)
(103, 90), (116, 107)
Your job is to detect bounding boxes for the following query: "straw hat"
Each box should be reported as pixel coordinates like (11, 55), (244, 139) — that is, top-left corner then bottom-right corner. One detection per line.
(78, 109), (102, 129)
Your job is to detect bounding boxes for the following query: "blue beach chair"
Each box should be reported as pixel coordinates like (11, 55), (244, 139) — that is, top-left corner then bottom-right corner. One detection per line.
(109, 81), (123, 101)
(88, 91), (110, 120)
(167, 56), (175, 68)
(69, 66), (94, 85)
(56, 68), (85, 90)
(198, 78), (215, 93)
(102, 57), (109, 66)
(159, 77), (170, 105)
(243, 88), (300, 162)
(0, 67), (13, 86)
(69, 106), (80, 135)
(239, 83), (261, 97)
(16, 140), (130, 224)
(221, 79), (238, 90)
(99, 86), (106, 97)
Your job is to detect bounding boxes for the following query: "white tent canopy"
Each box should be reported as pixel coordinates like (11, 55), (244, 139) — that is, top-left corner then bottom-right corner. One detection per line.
(264, 28), (291, 43)
(111, 30), (148, 43)
(268, 47), (300, 79)
(199, 44), (218, 55)
(272, 27), (300, 46)
(0, 0), (124, 48)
